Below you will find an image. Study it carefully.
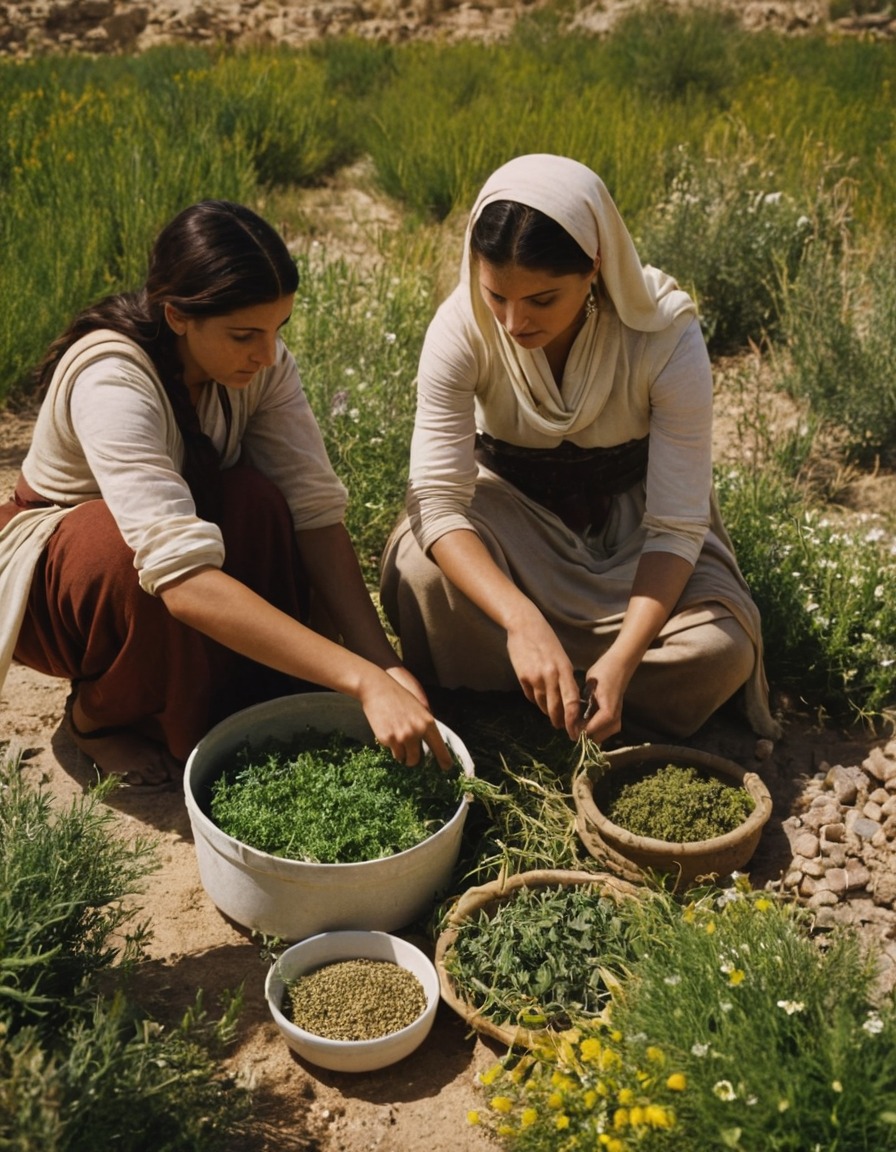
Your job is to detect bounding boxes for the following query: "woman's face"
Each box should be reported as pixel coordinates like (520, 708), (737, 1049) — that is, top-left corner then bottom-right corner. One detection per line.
(166, 295), (295, 394)
(477, 260), (597, 355)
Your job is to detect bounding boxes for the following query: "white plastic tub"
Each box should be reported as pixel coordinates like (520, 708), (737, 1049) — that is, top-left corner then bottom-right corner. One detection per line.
(184, 692), (474, 941)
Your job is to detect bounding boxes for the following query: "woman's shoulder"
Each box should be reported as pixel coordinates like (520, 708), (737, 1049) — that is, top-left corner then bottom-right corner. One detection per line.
(53, 329), (160, 391)
(420, 286), (484, 374)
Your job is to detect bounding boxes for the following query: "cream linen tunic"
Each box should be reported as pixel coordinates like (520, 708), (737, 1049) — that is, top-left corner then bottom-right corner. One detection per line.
(0, 329), (347, 694)
(390, 153), (780, 738)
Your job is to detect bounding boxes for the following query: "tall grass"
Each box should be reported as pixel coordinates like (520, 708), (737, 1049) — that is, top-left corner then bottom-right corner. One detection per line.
(288, 237), (440, 582)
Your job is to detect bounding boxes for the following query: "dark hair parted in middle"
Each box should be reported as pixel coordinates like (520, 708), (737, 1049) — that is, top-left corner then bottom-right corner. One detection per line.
(470, 200), (594, 277)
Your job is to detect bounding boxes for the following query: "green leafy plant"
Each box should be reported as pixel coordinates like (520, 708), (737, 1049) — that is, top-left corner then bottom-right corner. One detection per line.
(774, 234), (896, 467)
(601, 762), (755, 842)
(0, 750), (251, 1151)
(444, 884), (641, 1031)
(209, 727), (465, 862)
(472, 881), (896, 1152)
(0, 760), (155, 1030)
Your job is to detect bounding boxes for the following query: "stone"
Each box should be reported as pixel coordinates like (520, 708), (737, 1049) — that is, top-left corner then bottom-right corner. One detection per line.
(872, 872), (896, 908)
(793, 854), (825, 878)
(820, 846), (846, 868)
(792, 831), (819, 858)
(864, 801), (884, 822)
(819, 868), (848, 897)
(845, 859), (872, 891)
(825, 765), (858, 807)
(847, 813), (882, 841)
(821, 822), (846, 844)
(808, 889), (839, 907)
(863, 746), (894, 784)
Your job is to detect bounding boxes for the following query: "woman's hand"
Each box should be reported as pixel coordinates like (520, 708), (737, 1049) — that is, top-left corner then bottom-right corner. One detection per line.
(577, 552), (697, 743)
(358, 668), (452, 770)
(506, 603), (583, 740)
(577, 650), (632, 745)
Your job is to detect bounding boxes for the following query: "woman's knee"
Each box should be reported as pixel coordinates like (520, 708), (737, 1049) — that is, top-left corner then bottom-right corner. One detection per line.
(626, 615), (755, 738)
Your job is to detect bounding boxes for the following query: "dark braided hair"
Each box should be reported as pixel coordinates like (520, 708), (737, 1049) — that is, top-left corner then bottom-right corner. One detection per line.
(36, 200), (299, 522)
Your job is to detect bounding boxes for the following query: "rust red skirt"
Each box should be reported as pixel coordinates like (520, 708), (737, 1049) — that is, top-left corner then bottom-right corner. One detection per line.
(11, 465), (311, 762)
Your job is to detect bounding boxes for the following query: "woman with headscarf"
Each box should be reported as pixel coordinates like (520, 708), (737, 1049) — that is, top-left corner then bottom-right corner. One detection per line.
(1, 200), (450, 787)
(380, 154), (780, 746)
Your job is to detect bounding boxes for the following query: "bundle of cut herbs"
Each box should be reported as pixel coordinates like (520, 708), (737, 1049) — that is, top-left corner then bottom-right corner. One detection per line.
(209, 727), (467, 863)
(439, 876), (643, 1044)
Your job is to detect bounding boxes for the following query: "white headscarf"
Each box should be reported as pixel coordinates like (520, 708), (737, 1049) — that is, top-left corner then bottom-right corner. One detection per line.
(461, 154), (697, 438)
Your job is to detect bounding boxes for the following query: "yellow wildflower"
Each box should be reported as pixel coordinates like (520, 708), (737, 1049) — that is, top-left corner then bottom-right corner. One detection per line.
(666, 1072), (687, 1091)
(600, 1048), (623, 1072)
(521, 1108), (538, 1128)
(613, 1107), (630, 1129)
(583, 1089), (598, 1109)
(548, 1091), (564, 1110)
(755, 896), (772, 911)
(490, 1096), (514, 1114)
(645, 1104), (675, 1129)
(705, 920), (716, 934)
(728, 968), (746, 986)
(630, 1105), (645, 1128)
(556, 1115), (571, 1130)
(617, 1087), (636, 1106)
(497, 1124), (514, 1137)
(611, 1029), (623, 1042)
(607, 1139), (627, 1152)
(466, 1111), (480, 1126)
(580, 1037), (603, 1062)
(646, 1046), (665, 1064)
(478, 1063), (502, 1087)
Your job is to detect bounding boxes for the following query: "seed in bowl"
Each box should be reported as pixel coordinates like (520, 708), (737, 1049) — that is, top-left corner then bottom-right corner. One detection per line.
(285, 958), (427, 1041)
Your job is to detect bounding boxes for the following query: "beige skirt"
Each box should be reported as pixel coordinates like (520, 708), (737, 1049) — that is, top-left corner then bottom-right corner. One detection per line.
(380, 470), (781, 740)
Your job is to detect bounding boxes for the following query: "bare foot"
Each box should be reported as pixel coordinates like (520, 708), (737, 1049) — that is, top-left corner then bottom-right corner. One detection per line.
(66, 694), (181, 788)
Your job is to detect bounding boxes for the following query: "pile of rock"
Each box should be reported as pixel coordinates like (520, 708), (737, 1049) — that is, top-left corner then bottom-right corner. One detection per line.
(2, 0), (894, 60)
(770, 737), (896, 993)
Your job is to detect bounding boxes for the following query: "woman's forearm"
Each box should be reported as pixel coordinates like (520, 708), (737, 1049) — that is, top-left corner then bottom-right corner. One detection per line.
(603, 550), (694, 676)
(430, 527), (543, 631)
(294, 522), (400, 668)
(159, 564), (384, 694)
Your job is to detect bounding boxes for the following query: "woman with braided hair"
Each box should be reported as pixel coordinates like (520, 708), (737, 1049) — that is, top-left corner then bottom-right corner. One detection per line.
(1, 200), (449, 787)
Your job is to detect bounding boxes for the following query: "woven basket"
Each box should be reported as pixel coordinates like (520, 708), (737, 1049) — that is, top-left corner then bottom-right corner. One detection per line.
(573, 744), (773, 890)
(435, 868), (639, 1050)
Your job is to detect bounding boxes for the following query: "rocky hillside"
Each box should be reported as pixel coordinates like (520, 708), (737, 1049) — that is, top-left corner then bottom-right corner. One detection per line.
(2, 0), (894, 58)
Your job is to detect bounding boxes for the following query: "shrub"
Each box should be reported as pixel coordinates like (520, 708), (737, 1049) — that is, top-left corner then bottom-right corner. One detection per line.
(0, 751), (250, 1150)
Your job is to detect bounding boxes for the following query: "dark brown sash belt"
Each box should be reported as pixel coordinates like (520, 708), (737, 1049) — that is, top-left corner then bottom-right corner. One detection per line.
(474, 432), (649, 534)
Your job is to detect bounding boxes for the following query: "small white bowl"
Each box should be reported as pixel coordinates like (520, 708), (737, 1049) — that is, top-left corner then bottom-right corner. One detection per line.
(265, 930), (440, 1072)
